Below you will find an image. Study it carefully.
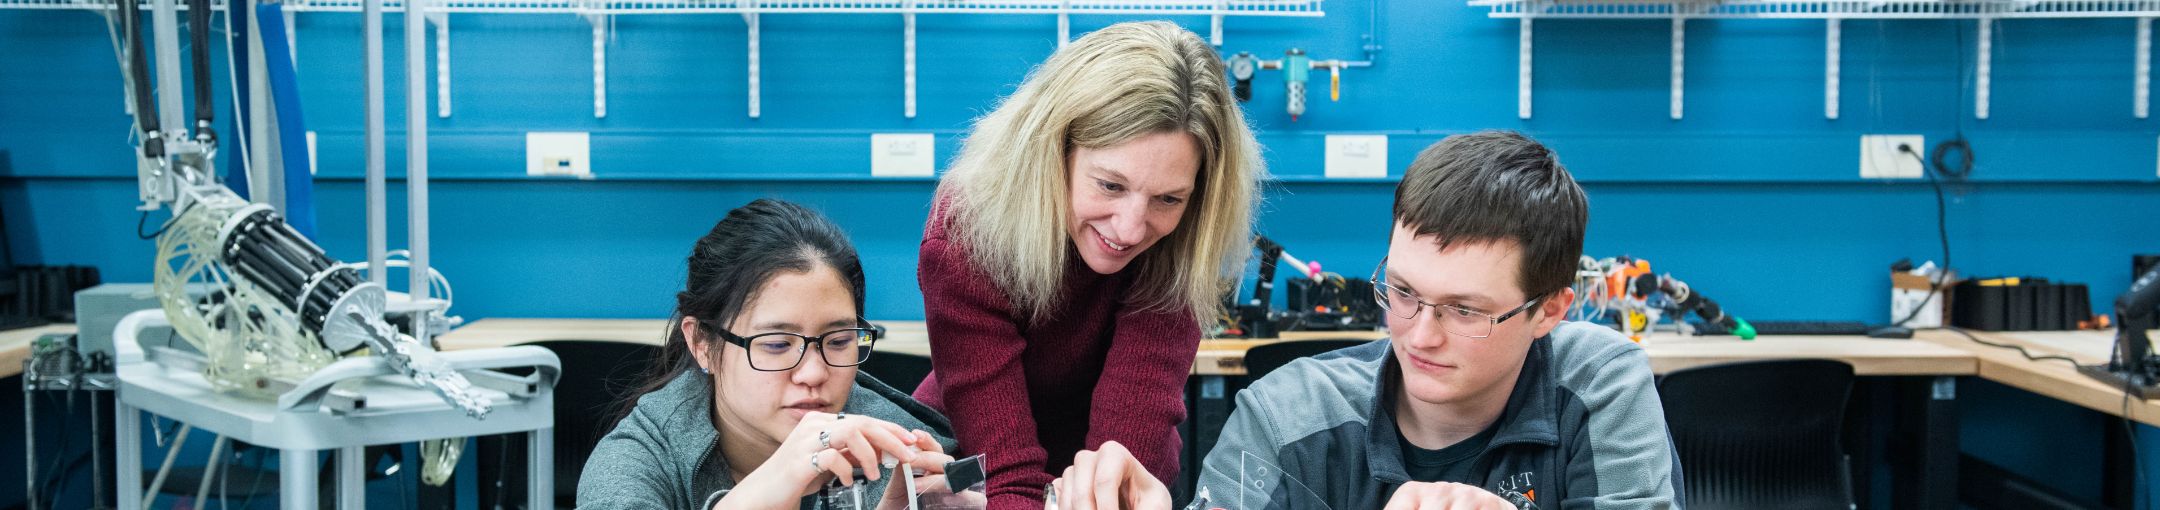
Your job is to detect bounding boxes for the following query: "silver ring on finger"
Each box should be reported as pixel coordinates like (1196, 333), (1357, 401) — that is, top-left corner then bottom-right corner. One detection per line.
(808, 450), (824, 473)
(836, 412), (846, 420)
(819, 430), (832, 450)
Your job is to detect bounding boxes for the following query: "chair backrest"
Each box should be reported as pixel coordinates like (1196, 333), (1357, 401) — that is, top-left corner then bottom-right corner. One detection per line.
(1658, 358), (1856, 510)
(857, 352), (933, 395)
(1243, 339), (1373, 381)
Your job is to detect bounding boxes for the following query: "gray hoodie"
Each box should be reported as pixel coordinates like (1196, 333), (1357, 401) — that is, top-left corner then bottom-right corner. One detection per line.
(1197, 321), (1683, 509)
(577, 370), (958, 510)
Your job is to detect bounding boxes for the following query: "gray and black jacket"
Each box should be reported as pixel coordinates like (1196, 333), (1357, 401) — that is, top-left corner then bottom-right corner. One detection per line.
(577, 371), (958, 510)
(1197, 321), (1683, 509)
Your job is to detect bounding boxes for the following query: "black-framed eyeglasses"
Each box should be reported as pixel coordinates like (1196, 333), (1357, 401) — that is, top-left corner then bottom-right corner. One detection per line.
(1370, 257), (1544, 339)
(698, 320), (884, 372)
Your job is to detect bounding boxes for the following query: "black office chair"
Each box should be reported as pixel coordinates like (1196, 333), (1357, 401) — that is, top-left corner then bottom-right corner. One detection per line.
(1658, 359), (1856, 510)
(857, 352), (932, 394)
(1242, 339), (1373, 382)
(480, 339), (661, 510)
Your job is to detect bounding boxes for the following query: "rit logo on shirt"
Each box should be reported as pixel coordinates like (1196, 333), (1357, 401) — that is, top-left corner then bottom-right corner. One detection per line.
(1492, 471), (1538, 510)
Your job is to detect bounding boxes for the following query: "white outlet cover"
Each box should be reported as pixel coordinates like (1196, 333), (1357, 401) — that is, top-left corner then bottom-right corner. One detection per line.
(526, 132), (592, 178)
(871, 133), (936, 177)
(1324, 134), (1389, 179)
(1859, 134), (1924, 179)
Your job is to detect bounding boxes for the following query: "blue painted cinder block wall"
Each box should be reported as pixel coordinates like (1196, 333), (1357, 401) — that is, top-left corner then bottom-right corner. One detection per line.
(4, 0), (2159, 506)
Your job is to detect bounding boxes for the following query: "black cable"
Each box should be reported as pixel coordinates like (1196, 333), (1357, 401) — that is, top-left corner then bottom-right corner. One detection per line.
(1891, 148), (1954, 328)
(235, 448), (270, 510)
(1930, 138), (1973, 180)
(136, 199), (198, 240)
(187, 0), (216, 144)
(1947, 327), (2082, 366)
(2122, 382), (2150, 510)
(116, 0), (165, 159)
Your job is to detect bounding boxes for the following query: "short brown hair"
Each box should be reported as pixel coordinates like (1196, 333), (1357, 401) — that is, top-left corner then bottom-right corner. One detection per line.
(1392, 130), (1586, 300)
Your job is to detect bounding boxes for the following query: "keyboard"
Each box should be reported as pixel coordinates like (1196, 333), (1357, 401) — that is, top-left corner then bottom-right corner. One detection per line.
(1694, 320), (1872, 336)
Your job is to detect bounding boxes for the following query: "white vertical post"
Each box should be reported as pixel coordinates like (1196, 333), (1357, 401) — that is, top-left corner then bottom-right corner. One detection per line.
(248, 3), (275, 200)
(2137, 17), (2151, 119)
(746, 12), (760, 119)
(284, 8), (297, 68)
(904, 5), (916, 119)
(436, 14), (451, 118)
(115, 403), (141, 510)
(367, 0), (387, 285)
(1975, 18), (1992, 120)
(592, 16), (607, 119)
(531, 430), (555, 510)
(282, 449), (319, 509)
(153, 0), (184, 134)
(1058, 0), (1069, 48)
(408, 0), (432, 321)
(1670, 16), (1685, 120)
(1518, 18), (1532, 120)
(337, 446), (365, 509)
(1826, 19), (1841, 120)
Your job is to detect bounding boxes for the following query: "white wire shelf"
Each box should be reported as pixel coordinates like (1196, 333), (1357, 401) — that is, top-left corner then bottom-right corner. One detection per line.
(1469, 0), (2160, 19)
(0, 0), (1322, 15)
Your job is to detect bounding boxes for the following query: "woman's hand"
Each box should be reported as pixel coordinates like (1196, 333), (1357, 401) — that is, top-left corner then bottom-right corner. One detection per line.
(716, 412), (925, 509)
(1049, 441), (1172, 510)
(876, 429), (969, 509)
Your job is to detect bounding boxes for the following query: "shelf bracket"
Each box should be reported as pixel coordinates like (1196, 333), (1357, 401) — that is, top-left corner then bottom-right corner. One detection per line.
(904, 0), (916, 118)
(1212, 0), (1225, 46)
(2139, 17), (2151, 119)
(1826, 19), (1839, 120)
(1975, 17), (1991, 120)
(589, 12), (606, 118)
(745, 7), (760, 119)
(431, 12), (449, 118)
(1670, 15), (1684, 120)
(1518, 17), (1532, 119)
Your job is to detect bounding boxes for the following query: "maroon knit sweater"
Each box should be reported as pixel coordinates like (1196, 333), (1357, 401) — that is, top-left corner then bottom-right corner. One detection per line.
(911, 208), (1201, 510)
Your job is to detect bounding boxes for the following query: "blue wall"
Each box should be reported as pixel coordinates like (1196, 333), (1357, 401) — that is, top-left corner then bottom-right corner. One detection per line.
(5, 0), (2160, 506)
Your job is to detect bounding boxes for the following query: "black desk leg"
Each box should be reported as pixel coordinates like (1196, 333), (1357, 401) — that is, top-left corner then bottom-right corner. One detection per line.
(1896, 376), (1960, 510)
(1184, 375), (1231, 501)
(2103, 418), (2135, 510)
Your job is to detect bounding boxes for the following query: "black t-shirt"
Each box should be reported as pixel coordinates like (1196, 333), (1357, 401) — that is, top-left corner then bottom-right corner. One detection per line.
(1397, 421), (1500, 484)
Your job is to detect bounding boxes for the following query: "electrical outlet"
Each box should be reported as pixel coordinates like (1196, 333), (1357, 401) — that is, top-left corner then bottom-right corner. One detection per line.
(1324, 134), (1388, 179)
(1860, 134), (1925, 179)
(526, 132), (591, 178)
(871, 133), (935, 177)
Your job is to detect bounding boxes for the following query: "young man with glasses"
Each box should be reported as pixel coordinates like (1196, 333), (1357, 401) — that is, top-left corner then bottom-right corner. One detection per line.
(1054, 131), (1684, 510)
(1193, 130), (1683, 509)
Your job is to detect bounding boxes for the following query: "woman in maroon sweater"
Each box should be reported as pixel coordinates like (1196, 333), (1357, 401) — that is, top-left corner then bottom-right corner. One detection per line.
(911, 21), (1262, 509)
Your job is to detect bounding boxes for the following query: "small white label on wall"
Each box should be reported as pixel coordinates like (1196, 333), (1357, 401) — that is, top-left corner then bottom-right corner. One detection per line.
(526, 132), (592, 179)
(1325, 135), (1388, 179)
(872, 133), (936, 177)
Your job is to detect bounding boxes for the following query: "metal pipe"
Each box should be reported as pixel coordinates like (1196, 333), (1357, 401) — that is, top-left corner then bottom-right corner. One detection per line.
(193, 435), (229, 510)
(144, 423), (194, 505)
(407, 0), (432, 340)
(154, 0), (186, 138)
(367, 0), (388, 287)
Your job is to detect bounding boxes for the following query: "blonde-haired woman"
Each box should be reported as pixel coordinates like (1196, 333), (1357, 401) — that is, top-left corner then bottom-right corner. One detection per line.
(912, 20), (1261, 509)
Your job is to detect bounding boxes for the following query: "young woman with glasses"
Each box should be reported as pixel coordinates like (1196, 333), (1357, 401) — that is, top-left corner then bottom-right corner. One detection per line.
(581, 198), (968, 510)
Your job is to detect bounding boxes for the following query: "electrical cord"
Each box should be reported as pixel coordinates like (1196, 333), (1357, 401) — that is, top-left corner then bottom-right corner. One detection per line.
(1891, 147), (1953, 328)
(1931, 137), (1973, 180)
(137, 200), (200, 240)
(2123, 381), (2151, 510)
(1945, 327), (2081, 366)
